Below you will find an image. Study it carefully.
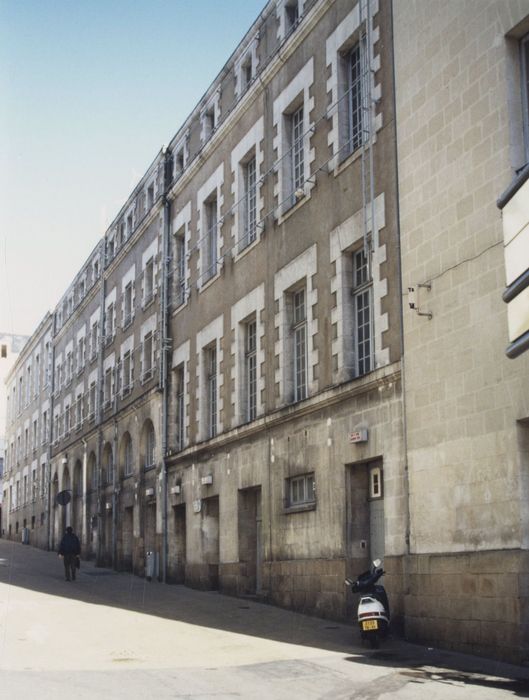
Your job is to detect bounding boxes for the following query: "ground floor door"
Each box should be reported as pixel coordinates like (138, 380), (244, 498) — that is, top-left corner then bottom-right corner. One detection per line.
(238, 487), (262, 595)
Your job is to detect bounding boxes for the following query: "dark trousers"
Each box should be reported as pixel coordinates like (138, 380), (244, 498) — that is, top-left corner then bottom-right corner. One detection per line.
(63, 554), (77, 580)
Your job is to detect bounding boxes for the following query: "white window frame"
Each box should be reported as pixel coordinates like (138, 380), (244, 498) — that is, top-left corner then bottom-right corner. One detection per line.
(231, 284), (265, 428)
(196, 316), (223, 441)
(272, 59), (315, 218)
(197, 165), (224, 289)
(274, 245), (318, 405)
(231, 118), (264, 257)
(172, 340), (190, 451)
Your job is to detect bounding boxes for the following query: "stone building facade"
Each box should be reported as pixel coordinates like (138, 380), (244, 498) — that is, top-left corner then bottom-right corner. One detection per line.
(4, 0), (529, 665)
(393, 0), (529, 662)
(2, 317), (53, 548)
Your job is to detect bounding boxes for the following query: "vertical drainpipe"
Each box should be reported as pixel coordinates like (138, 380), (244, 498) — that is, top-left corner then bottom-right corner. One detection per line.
(96, 241), (106, 565)
(160, 150), (172, 583)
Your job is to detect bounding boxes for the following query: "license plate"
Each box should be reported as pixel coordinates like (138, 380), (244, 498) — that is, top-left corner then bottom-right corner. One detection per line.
(362, 620), (378, 631)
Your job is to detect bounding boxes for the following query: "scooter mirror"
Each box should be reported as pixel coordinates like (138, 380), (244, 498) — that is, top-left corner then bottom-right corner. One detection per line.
(373, 558), (381, 568)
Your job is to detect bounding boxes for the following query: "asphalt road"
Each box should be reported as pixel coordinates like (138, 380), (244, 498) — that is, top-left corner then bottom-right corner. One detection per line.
(0, 539), (528, 699)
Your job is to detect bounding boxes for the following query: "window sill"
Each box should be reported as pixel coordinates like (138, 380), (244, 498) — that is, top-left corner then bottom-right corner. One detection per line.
(275, 190), (312, 226)
(284, 501), (316, 515)
(332, 145), (363, 178)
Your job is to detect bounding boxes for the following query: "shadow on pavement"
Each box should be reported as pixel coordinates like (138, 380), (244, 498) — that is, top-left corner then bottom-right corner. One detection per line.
(2, 538), (529, 691)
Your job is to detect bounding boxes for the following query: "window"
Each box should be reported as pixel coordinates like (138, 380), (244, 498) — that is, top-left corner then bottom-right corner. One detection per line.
(41, 464), (46, 497)
(89, 381), (97, 418)
(346, 43), (364, 156)
(522, 34), (529, 163)
(369, 466), (383, 499)
(175, 365), (185, 450)
(245, 319), (257, 422)
(292, 288), (307, 402)
(290, 105), (305, 205)
(103, 443), (114, 484)
(64, 404), (71, 435)
(104, 368), (113, 408)
(76, 392), (83, 428)
(24, 427), (29, 456)
(285, 0), (299, 33)
(66, 352), (73, 385)
(124, 435), (133, 476)
(123, 282), (134, 328)
(147, 184), (154, 209)
(242, 157), (257, 249)
(42, 410), (48, 444)
(174, 231), (186, 306)
(202, 106), (216, 142)
(1, 344), (6, 358)
(121, 350), (133, 395)
(144, 422), (155, 470)
(90, 321), (99, 360)
(286, 473), (315, 508)
(204, 199), (218, 282)
(77, 337), (85, 373)
(206, 345), (217, 439)
(352, 249), (372, 376)
(105, 303), (115, 343)
(32, 420), (37, 452)
(107, 237), (115, 260)
(127, 213), (133, 237)
(143, 257), (155, 307)
(34, 354), (40, 396)
(141, 331), (154, 382)
(119, 221), (126, 245)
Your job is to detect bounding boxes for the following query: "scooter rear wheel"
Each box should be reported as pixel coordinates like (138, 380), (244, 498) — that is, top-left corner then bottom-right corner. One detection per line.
(369, 634), (380, 649)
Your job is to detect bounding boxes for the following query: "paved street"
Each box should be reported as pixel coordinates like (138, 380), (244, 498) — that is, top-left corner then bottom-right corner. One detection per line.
(0, 539), (528, 700)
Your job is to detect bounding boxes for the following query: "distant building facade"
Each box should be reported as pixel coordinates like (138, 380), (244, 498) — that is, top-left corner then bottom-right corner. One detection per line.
(3, 0), (529, 664)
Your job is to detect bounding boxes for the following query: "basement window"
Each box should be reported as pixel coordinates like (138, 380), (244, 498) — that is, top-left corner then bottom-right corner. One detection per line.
(285, 472), (316, 513)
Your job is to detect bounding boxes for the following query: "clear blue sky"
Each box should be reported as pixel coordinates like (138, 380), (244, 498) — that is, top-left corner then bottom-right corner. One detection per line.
(0, 0), (267, 336)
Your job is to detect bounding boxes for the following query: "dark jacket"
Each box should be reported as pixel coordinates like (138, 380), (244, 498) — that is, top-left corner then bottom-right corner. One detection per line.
(58, 532), (81, 556)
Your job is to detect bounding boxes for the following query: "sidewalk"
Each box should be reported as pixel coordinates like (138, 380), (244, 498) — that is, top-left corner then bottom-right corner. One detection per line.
(1, 538), (528, 699)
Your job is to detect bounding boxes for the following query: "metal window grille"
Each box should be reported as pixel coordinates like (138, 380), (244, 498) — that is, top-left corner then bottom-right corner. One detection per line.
(144, 259), (154, 305)
(352, 249), (372, 376)
(146, 425), (155, 468)
(291, 106), (304, 196)
(205, 201), (218, 281)
(175, 235), (186, 305)
(348, 43), (363, 154)
(289, 473), (315, 506)
(124, 436), (133, 476)
(293, 289), (307, 401)
(175, 366), (185, 450)
(522, 34), (529, 163)
(206, 346), (217, 438)
(243, 157), (257, 248)
(245, 320), (257, 422)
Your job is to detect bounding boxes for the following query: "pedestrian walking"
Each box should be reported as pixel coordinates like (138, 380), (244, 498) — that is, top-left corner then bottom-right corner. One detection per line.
(58, 526), (81, 581)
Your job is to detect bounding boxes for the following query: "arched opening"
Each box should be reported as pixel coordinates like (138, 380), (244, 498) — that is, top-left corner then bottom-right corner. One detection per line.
(86, 451), (98, 559)
(102, 442), (114, 485)
(140, 419), (156, 471)
(61, 465), (71, 532)
(119, 432), (133, 479)
(72, 459), (83, 535)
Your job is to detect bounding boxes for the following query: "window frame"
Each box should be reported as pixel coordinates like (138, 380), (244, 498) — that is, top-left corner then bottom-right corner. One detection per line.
(285, 472), (316, 512)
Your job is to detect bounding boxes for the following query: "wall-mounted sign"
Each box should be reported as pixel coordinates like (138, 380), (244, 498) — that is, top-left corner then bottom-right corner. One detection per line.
(349, 429), (368, 444)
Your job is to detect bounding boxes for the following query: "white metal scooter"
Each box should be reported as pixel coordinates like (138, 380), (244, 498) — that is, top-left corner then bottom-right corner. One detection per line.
(345, 559), (390, 648)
